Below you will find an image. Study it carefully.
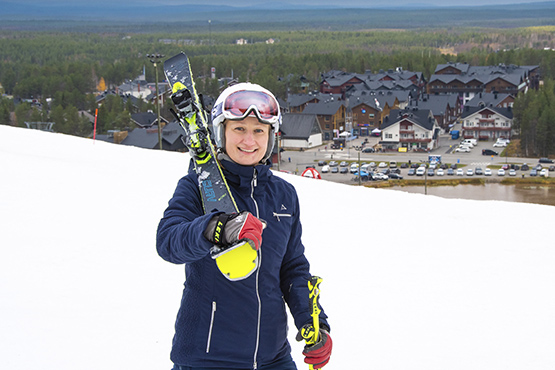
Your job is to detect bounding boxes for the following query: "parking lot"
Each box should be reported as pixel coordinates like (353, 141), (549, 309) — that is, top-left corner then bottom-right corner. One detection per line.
(277, 132), (554, 184)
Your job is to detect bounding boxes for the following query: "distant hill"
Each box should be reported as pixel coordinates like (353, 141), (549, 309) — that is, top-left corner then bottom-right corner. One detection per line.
(2, 1), (555, 31)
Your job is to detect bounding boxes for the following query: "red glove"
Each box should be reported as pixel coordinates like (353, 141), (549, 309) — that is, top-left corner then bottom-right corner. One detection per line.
(204, 211), (265, 250)
(297, 328), (333, 369)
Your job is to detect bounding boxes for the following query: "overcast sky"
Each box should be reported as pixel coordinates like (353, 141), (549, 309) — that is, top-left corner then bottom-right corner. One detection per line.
(8, 0), (553, 7)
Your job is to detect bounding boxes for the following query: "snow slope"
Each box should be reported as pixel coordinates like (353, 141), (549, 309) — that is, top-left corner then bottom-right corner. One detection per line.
(1, 125), (555, 369)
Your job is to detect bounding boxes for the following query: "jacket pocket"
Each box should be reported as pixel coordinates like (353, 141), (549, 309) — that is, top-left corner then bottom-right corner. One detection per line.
(272, 212), (292, 222)
(206, 301), (217, 353)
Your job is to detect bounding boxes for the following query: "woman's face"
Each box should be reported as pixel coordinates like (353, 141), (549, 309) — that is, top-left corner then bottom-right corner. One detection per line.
(224, 116), (270, 166)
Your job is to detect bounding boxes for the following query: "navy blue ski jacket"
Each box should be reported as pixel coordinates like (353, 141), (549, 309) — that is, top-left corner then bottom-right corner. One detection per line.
(156, 159), (329, 369)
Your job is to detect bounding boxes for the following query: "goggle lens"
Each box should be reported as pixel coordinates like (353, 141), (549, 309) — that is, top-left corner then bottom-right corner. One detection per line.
(224, 90), (279, 121)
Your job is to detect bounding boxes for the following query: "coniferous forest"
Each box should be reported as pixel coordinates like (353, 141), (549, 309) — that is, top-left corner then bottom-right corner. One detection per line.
(3, 25), (555, 156)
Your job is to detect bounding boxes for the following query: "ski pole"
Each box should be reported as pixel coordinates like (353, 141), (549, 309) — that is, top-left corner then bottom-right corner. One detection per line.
(299, 276), (323, 370)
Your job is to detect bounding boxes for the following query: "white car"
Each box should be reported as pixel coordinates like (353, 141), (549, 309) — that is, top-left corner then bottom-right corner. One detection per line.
(540, 169), (550, 177)
(484, 168), (492, 176)
(436, 169), (445, 176)
(455, 146), (471, 153)
(373, 172), (388, 180)
(497, 169), (505, 176)
(321, 165), (330, 173)
(466, 169), (474, 176)
(509, 169), (517, 176)
(456, 169), (464, 176)
(416, 166), (426, 176)
(378, 162), (388, 168)
(493, 141), (507, 147)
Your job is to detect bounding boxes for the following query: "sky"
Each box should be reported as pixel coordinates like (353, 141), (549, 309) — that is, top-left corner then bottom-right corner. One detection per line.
(1, 124), (555, 369)
(5, 0), (553, 8)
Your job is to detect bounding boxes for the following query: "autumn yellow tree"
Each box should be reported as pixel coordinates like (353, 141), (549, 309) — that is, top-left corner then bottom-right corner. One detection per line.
(97, 77), (106, 93)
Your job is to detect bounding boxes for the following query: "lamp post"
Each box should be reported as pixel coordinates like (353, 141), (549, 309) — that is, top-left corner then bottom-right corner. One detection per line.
(147, 53), (165, 150)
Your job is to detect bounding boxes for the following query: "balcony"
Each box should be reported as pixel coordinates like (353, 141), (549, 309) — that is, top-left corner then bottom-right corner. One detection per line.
(400, 138), (431, 143)
(399, 129), (415, 134)
(478, 118), (495, 124)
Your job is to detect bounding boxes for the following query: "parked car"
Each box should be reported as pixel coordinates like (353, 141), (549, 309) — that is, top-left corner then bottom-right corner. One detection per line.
(466, 169), (474, 176)
(362, 147), (375, 153)
(509, 169), (517, 176)
(497, 169), (505, 176)
(475, 167), (483, 175)
(427, 168), (435, 176)
(482, 149), (499, 156)
(455, 146), (471, 153)
(416, 167), (426, 176)
(388, 173), (403, 180)
(436, 169), (445, 176)
(329, 161), (338, 167)
(456, 169), (464, 176)
(535, 164), (543, 171)
(539, 157), (554, 164)
(549, 165), (555, 171)
(350, 163), (359, 173)
(540, 169), (550, 177)
(340, 167), (348, 173)
(340, 161), (348, 167)
(484, 168), (492, 176)
(378, 162), (388, 168)
(493, 141), (507, 147)
(450, 163), (458, 169)
(318, 160), (327, 166)
(521, 163), (530, 171)
(447, 168), (455, 176)
(373, 172), (388, 180)
(389, 161), (397, 168)
(354, 170), (370, 181)
(331, 167), (339, 173)
(400, 163), (409, 168)
(530, 169), (538, 176)
(321, 165), (330, 173)
(407, 168), (416, 176)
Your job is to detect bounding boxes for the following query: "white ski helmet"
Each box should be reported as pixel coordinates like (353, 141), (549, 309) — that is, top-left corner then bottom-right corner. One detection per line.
(211, 82), (281, 163)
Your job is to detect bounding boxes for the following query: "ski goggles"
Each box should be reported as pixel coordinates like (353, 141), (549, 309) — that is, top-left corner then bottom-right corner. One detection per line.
(221, 90), (280, 125)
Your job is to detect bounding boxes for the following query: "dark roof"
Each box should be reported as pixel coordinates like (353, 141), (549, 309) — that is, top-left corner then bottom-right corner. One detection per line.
(121, 121), (185, 150)
(466, 92), (513, 108)
(383, 108), (436, 131)
(302, 100), (345, 116)
(408, 94), (459, 116)
(460, 106), (514, 120)
(131, 112), (168, 128)
(281, 113), (322, 140)
(286, 93), (341, 108)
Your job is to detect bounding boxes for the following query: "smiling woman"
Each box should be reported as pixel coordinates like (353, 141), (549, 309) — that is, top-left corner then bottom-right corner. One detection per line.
(224, 116), (270, 166)
(156, 82), (333, 370)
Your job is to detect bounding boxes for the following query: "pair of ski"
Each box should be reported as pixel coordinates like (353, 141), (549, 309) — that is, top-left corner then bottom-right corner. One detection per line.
(163, 52), (257, 281)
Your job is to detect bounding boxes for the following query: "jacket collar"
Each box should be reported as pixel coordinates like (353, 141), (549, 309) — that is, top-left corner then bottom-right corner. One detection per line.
(220, 158), (271, 190)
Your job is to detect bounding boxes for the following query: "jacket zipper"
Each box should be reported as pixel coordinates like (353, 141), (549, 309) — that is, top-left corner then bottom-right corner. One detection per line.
(251, 168), (262, 370)
(272, 212), (291, 222)
(206, 301), (217, 353)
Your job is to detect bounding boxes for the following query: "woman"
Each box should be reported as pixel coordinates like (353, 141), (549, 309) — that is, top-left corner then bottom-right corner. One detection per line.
(157, 83), (332, 370)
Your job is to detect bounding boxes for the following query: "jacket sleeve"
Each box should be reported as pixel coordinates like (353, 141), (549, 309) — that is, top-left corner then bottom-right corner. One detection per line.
(156, 174), (216, 264)
(279, 190), (329, 332)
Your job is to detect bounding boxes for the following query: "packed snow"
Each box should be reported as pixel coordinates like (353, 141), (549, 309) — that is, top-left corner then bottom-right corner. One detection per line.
(1, 125), (555, 370)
